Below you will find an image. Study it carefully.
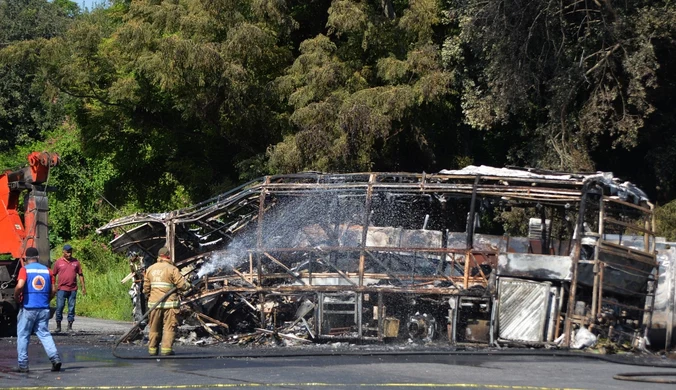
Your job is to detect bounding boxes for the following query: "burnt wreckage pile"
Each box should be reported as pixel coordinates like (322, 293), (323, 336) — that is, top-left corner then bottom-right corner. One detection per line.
(98, 166), (664, 350)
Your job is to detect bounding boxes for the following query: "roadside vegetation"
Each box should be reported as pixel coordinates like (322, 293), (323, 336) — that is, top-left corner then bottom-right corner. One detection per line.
(1, 0), (676, 319)
(54, 239), (133, 321)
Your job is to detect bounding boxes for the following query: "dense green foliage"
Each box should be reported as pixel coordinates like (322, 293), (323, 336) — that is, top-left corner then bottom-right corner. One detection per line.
(1, 0), (676, 318)
(0, 0), (75, 152)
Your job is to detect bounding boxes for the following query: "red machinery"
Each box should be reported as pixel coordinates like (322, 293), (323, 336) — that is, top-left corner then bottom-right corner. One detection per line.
(0, 152), (59, 335)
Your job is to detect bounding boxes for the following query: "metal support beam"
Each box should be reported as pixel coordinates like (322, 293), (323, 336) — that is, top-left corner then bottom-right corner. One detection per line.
(166, 212), (176, 262)
(564, 183), (592, 347)
(359, 174), (376, 287)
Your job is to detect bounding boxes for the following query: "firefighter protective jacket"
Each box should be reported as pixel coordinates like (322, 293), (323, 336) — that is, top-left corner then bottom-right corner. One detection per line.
(143, 259), (188, 309)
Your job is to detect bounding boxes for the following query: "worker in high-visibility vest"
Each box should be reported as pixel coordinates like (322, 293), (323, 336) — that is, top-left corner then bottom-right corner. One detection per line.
(143, 247), (189, 356)
(14, 247), (62, 372)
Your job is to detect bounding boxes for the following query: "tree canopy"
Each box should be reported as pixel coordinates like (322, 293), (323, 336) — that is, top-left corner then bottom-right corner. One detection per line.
(2, 0), (676, 245)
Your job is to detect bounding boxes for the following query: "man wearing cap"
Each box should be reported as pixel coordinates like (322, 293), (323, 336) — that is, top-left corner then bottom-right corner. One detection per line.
(52, 244), (86, 332)
(14, 247), (62, 373)
(143, 246), (189, 356)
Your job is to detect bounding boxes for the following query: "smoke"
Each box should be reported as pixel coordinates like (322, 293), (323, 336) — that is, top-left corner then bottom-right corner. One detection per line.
(196, 192), (366, 278)
(196, 240), (251, 278)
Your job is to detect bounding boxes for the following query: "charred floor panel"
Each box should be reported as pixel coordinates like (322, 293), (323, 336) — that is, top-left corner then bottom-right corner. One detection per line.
(98, 166), (675, 352)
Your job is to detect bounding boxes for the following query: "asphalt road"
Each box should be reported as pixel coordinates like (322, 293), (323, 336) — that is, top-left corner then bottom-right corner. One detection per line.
(0, 318), (675, 390)
(49, 316), (134, 334)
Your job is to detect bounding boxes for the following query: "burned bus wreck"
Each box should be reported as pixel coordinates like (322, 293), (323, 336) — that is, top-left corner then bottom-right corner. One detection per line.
(98, 166), (661, 350)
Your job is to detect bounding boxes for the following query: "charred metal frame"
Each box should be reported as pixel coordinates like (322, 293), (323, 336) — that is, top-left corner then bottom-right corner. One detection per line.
(99, 168), (658, 347)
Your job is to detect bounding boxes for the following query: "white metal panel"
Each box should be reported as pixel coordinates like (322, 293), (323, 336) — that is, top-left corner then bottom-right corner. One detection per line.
(497, 278), (551, 343)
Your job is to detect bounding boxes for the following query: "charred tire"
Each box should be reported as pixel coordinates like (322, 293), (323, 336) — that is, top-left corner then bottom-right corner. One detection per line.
(0, 301), (17, 337)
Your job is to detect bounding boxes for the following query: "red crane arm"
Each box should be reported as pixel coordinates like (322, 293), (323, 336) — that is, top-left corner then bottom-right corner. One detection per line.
(0, 152), (59, 259)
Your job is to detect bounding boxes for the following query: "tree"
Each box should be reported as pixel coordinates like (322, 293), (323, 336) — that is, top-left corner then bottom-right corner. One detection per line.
(0, 0), (78, 152)
(447, 0), (676, 173)
(42, 0), (295, 206)
(269, 0), (462, 173)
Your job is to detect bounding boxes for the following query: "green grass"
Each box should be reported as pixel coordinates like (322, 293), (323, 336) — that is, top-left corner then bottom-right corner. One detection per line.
(55, 237), (134, 321)
(75, 259), (133, 321)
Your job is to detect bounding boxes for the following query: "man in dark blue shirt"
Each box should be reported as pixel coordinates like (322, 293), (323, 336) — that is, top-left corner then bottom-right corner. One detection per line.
(13, 247), (62, 373)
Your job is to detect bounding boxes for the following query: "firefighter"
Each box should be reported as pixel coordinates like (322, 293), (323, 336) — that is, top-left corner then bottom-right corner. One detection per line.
(143, 246), (189, 356)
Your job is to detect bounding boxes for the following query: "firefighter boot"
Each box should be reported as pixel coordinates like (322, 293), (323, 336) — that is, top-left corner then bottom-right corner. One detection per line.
(67, 321), (73, 332)
(55, 322), (61, 333)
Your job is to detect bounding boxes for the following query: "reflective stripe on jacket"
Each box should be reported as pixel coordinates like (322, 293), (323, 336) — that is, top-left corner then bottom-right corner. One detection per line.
(147, 300), (180, 309)
(142, 260), (188, 308)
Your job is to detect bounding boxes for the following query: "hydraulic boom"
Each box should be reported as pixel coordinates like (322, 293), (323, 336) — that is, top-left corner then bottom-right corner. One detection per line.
(0, 152), (59, 335)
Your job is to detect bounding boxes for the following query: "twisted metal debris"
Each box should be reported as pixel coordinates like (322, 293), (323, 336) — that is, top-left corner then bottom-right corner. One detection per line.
(99, 166), (674, 350)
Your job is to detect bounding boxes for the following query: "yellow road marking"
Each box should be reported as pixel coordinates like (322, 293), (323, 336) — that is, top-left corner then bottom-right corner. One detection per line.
(4, 383), (587, 390)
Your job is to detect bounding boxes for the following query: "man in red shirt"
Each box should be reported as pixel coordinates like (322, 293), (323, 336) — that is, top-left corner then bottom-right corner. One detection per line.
(52, 244), (86, 332)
